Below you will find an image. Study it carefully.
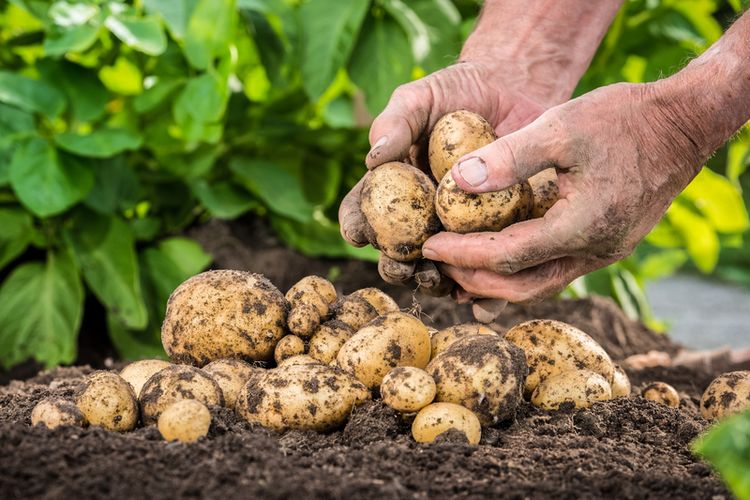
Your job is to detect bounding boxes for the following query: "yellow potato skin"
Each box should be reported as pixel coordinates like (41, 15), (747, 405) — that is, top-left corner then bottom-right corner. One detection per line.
(158, 400), (211, 443)
(350, 288), (399, 315)
(505, 319), (615, 398)
(427, 334), (527, 425)
(428, 110), (496, 181)
(309, 321), (354, 364)
(435, 174), (532, 233)
(527, 168), (559, 219)
(531, 369), (612, 410)
(700, 371), (750, 420)
(641, 381), (680, 408)
(430, 323), (497, 360)
(120, 359), (172, 397)
(274, 335), (306, 365)
(285, 276), (337, 315)
(337, 312), (431, 389)
(75, 371), (138, 432)
(287, 303), (321, 338)
(202, 359), (259, 409)
(139, 365), (224, 425)
(236, 363), (370, 432)
(611, 365), (632, 398)
(412, 403), (481, 445)
(381, 367), (436, 413)
(333, 295), (379, 331)
(360, 162), (441, 262)
(161, 270), (287, 365)
(278, 355), (322, 367)
(31, 397), (86, 429)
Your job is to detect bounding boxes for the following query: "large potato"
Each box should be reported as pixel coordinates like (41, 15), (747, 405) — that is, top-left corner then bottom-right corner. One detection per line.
(381, 367), (436, 413)
(140, 365), (224, 425)
(435, 173), (532, 233)
(119, 359), (172, 397)
(75, 371), (138, 432)
(337, 312), (431, 388)
(430, 323), (498, 360)
(700, 371), (750, 420)
(202, 359), (259, 409)
(531, 369), (612, 410)
(426, 335), (527, 425)
(158, 400), (211, 443)
(428, 110), (495, 181)
(505, 319), (615, 397)
(161, 270), (287, 365)
(308, 320), (354, 364)
(236, 363), (370, 432)
(527, 168), (559, 219)
(360, 162), (441, 262)
(412, 403), (481, 445)
(31, 397), (86, 429)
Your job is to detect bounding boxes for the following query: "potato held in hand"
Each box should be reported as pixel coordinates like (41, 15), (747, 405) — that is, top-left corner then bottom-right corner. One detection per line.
(76, 371), (138, 432)
(360, 162), (441, 262)
(531, 369), (612, 410)
(140, 365), (224, 425)
(428, 110), (496, 181)
(700, 371), (750, 420)
(527, 168), (559, 219)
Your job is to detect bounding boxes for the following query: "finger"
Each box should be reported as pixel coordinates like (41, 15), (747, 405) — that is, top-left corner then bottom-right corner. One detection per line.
(472, 299), (508, 324)
(338, 175), (369, 247)
(450, 110), (565, 193)
(378, 255), (415, 285)
(452, 286), (473, 304)
(414, 260), (455, 297)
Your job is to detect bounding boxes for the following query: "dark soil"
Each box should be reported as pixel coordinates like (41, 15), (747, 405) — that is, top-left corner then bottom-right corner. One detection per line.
(0, 217), (737, 499)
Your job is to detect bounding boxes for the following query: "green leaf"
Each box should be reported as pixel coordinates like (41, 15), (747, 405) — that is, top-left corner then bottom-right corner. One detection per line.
(98, 57), (143, 95)
(230, 157), (314, 222)
(0, 248), (84, 368)
(84, 156), (140, 214)
(49, 1), (98, 27)
(0, 71), (66, 118)
(191, 179), (259, 219)
(105, 14), (167, 56)
(156, 237), (212, 278)
(144, 0), (199, 41)
(183, 0), (237, 70)
(681, 167), (750, 234)
(55, 128), (143, 158)
(173, 72), (228, 125)
(38, 60), (109, 123)
(300, 0), (369, 100)
(65, 211), (148, 329)
(9, 138), (94, 217)
(693, 410), (750, 500)
(409, 0), (462, 72)
(638, 249), (688, 280)
(381, 0), (431, 64)
(133, 78), (183, 114)
(44, 23), (100, 56)
(348, 15), (413, 114)
(0, 208), (33, 271)
(107, 314), (166, 361)
(667, 202), (720, 273)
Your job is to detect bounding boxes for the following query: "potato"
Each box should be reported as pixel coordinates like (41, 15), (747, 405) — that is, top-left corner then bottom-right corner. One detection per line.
(286, 276), (337, 338)
(527, 168), (559, 219)
(435, 173), (532, 233)
(337, 312), (431, 388)
(350, 287), (399, 315)
(140, 365), (224, 425)
(236, 363), (370, 431)
(426, 334), (527, 425)
(278, 354), (322, 367)
(428, 110), (496, 181)
(308, 320), (354, 364)
(75, 371), (138, 432)
(31, 397), (86, 429)
(381, 367), (436, 413)
(531, 369), (612, 410)
(333, 294), (379, 331)
(287, 303), (321, 339)
(274, 335), (306, 364)
(158, 400), (211, 443)
(505, 319), (615, 397)
(430, 323), (497, 360)
(360, 162), (441, 262)
(641, 382), (680, 408)
(161, 270), (287, 365)
(119, 359), (172, 397)
(202, 359), (259, 409)
(700, 371), (750, 420)
(412, 403), (481, 445)
(611, 364), (631, 398)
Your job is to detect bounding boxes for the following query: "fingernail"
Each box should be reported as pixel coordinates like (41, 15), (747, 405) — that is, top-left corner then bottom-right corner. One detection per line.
(457, 157), (488, 186)
(422, 246), (438, 260)
(368, 136), (388, 159)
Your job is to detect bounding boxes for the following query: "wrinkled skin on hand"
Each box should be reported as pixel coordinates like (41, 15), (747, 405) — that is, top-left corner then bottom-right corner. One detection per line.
(421, 82), (703, 303)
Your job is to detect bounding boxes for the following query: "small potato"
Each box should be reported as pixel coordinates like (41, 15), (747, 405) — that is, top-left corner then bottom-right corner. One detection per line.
(531, 369), (612, 410)
(700, 371), (750, 420)
(119, 359), (172, 397)
(430, 323), (497, 360)
(611, 365), (631, 398)
(202, 359), (259, 409)
(350, 288), (399, 315)
(287, 303), (321, 339)
(427, 334), (527, 425)
(427, 110), (496, 181)
(286, 276), (337, 337)
(381, 367), (436, 413)
(337, 312), (431, 388)
(435, 173), (532, 233)
(333, 295), (379, 331)
(412, 403), (481, 445)
(274, 335), (306, 364)
(140, 365), (224, 425)
(31, 397), (86, 429)
(76, 371), (138, 432)
(527, 168), (559, 219)
(162, 270), (287, 365)
(158, 400), (211, 443)
(308, 320), (354, 364)
(278, 354), (322, 367)
(641, 382), (680, 408)
(360, 162), (441, 262)
(236, 363), (370, 431)
(505, 319), (615, 397)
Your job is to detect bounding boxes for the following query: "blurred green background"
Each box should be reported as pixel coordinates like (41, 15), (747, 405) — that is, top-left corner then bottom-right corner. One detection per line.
(0, 0), (749, 370)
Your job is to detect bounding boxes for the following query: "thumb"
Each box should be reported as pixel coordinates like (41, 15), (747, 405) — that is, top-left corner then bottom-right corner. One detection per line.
(450, 112), (564, 193)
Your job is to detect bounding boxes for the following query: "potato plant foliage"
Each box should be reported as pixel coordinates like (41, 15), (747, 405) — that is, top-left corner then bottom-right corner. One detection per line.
(0, 0), (748, 372)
